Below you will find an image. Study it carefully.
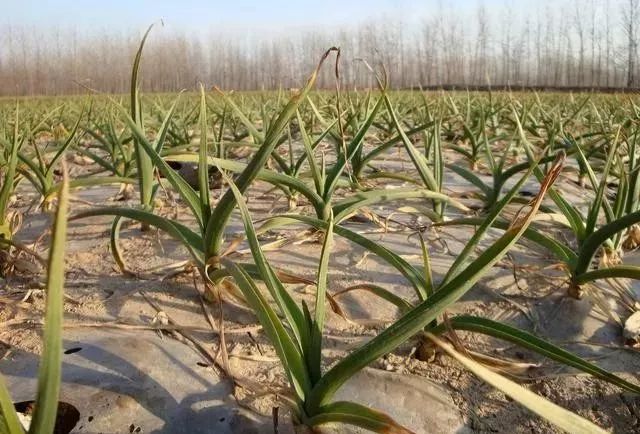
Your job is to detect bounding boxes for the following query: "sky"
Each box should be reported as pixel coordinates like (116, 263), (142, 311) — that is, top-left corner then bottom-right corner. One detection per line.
(5, 0), (488, 34)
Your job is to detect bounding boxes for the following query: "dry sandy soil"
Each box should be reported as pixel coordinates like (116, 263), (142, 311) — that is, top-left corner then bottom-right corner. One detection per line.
(1, 149), (640, 433)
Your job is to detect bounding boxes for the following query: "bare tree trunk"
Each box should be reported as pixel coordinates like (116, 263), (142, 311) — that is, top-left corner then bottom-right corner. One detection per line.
(624, 0), (640, 87)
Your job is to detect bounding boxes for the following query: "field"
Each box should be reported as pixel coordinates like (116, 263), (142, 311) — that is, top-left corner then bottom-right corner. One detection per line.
(1, 47), (640, 434)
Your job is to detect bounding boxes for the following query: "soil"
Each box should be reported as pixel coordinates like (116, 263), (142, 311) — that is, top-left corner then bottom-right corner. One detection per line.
(1, 147), (640, 433)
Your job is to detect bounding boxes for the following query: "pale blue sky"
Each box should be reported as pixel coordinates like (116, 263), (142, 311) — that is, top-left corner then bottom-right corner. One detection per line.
(6, 0), (493, 33)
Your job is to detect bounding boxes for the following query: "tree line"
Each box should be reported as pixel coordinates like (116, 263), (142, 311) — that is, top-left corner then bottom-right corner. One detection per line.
(1, 0), (639, 96)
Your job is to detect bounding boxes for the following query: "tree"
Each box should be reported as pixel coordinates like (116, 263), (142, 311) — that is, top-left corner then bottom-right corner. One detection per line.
(623, 0), (640, 87)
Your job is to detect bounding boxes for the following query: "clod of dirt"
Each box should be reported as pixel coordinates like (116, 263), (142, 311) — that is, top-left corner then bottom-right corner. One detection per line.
(334, 367), (467, 433)
(623, 311), (640, 344)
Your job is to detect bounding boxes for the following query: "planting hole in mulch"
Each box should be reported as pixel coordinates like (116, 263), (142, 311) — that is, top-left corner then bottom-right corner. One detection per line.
(14, 401), (80, 434)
